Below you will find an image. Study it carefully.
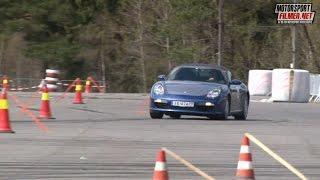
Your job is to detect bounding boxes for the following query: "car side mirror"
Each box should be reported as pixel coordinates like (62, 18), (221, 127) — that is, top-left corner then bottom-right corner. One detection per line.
(230, 79), (242, 85)
(157, 75), (166, 81)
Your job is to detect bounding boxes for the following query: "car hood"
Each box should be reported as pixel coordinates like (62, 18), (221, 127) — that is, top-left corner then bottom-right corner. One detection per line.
(164, 80), (224, 96)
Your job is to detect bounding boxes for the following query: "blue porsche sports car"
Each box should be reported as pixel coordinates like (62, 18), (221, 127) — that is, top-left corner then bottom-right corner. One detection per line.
(149, 64), (249, 120)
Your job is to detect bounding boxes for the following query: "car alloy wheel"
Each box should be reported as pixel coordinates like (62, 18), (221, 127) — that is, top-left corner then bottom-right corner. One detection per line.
(234, 96), (248, 120)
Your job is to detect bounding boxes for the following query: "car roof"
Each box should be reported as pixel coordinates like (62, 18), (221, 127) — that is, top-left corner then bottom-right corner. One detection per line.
(177, 63), (228, 71)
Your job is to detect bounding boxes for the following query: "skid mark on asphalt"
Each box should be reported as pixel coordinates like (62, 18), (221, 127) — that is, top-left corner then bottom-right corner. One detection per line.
(17, 106), (39, 111)
(37, 120), (95, 165)
(9, 94), (49, 133)
(10, 118), (144, 124)
(0, 163), (153, 179)
(24, 91), (42, 106)
(63, 118), (141, 123)
(68, 107), (105, 114)
(0, 162), (317, 179)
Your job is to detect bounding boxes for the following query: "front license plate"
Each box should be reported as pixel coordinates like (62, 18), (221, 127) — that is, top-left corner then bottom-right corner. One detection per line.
(172, 101), (194, 107)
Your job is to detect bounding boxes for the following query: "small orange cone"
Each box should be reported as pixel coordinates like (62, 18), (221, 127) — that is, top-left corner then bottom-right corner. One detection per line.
(73, 78), (84, 104)
(85, 77), (91, 93)
(236, 136), (255, 179)
(0, 89), (14, 133)
(2, 75), (9, 91)
(39, 83), (54, 119)
(153, 149), (169, 180)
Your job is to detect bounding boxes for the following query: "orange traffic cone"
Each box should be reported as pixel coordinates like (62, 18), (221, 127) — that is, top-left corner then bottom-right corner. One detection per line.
(2, 75), (9, 91)
(73, 78), (84, 104)
(153, 149), (169, 180)
(39, 83), (54, 119)
(85, 77), (91, 93)
(236, 136), (255, 179)
(0, 89), (14, 133)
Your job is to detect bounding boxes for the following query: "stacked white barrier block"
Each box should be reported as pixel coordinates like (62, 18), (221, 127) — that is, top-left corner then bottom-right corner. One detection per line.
(272, 69), (310, 102)
(248, 70), (272, 96)
(45, 69), (60, 92)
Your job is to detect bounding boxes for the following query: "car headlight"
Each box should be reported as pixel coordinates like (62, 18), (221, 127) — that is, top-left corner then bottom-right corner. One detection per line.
(207, 88), (221, 98)
(153, 84), (164, 95)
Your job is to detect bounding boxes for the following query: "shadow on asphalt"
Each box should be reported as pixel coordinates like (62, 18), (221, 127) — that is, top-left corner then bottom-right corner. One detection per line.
(11, 118), (148, 124)
(12, 118), (281, 124)
(16, 106), (39, 111)
(161, 117), (272, 122)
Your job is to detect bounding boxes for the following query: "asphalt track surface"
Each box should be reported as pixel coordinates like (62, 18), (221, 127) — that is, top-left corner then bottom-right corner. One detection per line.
(0, 92), (319, 179)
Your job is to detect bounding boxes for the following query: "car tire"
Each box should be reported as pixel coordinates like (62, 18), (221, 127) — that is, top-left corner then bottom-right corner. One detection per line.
(169, 114), (181, 119)
(234, 95), (248, 120)
(215, 100), (229, 120)
(150, 111), (163, 119)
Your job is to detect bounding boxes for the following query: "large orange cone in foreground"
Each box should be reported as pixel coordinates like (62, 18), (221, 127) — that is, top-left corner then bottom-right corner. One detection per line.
(236, 136), (255, 179)
(85, 77), (92, 93)
(0, 89), (14, 133)
(153, 149), (169, 180)
(73, 78), (84, 104)
(39, 83), (54, 119)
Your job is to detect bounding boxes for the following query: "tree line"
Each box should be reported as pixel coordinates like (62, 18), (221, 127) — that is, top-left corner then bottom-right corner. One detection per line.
(0, 0), (319, 92)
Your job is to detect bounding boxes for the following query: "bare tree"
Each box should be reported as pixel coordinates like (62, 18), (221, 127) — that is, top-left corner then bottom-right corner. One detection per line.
(99, 28), (107, 93)
(137, 0), (147, 93)
(302, 25), (319, 71)
(160, 0), (172, 70)
(0, 34), (5, 74)
(121, 0), (148, 93)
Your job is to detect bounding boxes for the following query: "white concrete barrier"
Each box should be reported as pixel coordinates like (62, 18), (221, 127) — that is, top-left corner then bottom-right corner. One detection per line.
(272, 69), (310, 102)
(248, 70), (272, 96)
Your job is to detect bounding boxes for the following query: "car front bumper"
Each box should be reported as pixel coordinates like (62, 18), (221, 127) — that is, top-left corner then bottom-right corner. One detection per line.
(149, 95), (227, 116)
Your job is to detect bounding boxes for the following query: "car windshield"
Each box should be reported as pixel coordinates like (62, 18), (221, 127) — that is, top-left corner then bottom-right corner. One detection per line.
(167, 67), (227, 84)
